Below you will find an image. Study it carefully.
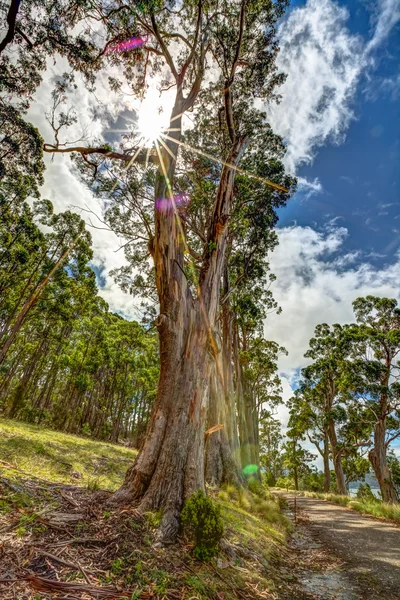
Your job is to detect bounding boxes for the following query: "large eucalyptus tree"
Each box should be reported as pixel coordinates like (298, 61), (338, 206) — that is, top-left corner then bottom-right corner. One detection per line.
(41, 0), (295, 539)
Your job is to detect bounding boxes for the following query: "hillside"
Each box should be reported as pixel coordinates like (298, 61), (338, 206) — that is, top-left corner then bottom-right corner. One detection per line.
(0, 418), (137, 490)
(0, 418), (298, 600)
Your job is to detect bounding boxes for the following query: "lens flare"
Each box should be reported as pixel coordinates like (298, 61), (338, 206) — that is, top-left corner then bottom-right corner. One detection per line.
(107, 35), (148, 54)
(242, 464), (258, 477)
(156, 194), (190, 213)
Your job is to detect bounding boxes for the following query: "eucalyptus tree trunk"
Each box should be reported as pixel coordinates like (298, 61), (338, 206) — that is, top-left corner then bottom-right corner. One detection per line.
(204, 333), (241, 486)
(235, 328), (259, 475)
(110, 92), (248, 540)
(369, 402), (398, 503)
(204, 356), (228, 485)
(233, 322), (252, 472)
(221, 299), (241, 468)
(205, 278), (241, 486)
(110, 95), (210, 539)
(327, 420), (347, 495)
(325, 379), (346, 495)
(323, 429), (330, 493)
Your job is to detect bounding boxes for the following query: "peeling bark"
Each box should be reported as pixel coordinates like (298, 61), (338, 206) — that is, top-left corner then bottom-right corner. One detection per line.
(110, 92), (249, 539)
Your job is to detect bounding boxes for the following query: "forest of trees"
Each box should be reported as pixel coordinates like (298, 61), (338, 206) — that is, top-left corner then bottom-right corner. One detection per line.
(1, 0), (399, 546)
(260, 297), (400, 504)
(0, 197), (159, 443)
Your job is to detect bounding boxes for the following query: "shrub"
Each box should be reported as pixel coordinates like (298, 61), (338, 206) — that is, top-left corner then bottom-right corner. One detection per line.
(81, 422), (92, 437)
(356, 483), (377, 502)
(224, 484), (239, 501)
(181, 490), (224, 561)
(237, 487), (251, 511)
(247, 477), (264, 497)
(276, 476), (295, 490)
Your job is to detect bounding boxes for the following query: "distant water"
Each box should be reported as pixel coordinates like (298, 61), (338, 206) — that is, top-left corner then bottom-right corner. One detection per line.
(348, 487), (381, 499)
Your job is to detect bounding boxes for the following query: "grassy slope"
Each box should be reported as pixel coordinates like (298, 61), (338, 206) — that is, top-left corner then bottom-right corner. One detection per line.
(0, 419), (293, 599)
(273, 488), (400, 523)
(0, 417), (137, 490)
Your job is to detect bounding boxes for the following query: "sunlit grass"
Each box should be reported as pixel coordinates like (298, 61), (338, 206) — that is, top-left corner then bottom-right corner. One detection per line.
(208, 484), (291, 597)
(0, 418), (136, 490)
(216, 484), (290, 550)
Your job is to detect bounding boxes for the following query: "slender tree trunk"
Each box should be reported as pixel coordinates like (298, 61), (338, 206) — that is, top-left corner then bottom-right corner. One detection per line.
(369, 418), (398, 503)
(205, 285), (241, 486)
(327, 421), (346, 495)
(323, 428), (330, 493)
(8, 335), (48, 417)
(204, 352), (240, 486)
(0, 347), (24, 399)
(0, 239), (77, 364)
(293, 440), (299, 491)
(325, 380), (346, 495)
(132, 392), (145, 448)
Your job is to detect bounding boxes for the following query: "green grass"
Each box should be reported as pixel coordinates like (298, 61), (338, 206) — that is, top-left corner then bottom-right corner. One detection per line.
(216, 485), (290, 559)
(0, 417), (137, 490)
(273, 488), (400, 523)
(0, 420), (292, 599)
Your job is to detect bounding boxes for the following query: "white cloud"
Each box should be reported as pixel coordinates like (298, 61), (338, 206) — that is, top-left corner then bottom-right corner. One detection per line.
(266, 225), (400, 375)
(296, 176), (323, 196)
(27, 58), (140, 319)
(269, 0), (363, 172)
(365, 0), (400, 53)
(269, 0), (400, 174)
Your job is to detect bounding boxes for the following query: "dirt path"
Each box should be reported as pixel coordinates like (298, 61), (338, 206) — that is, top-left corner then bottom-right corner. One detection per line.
(284, 494), (400, 600)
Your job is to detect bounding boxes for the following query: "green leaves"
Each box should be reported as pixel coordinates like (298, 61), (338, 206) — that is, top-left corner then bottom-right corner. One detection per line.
(181, 490), (224, 561)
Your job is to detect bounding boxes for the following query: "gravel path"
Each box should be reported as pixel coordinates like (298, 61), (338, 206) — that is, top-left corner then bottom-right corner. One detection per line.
(287, 495), (400, 599)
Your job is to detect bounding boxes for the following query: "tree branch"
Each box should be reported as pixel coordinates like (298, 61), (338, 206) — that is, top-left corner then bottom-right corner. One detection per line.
(162, 32), (192, 49)
(0, 0), (22, 54)
(230, 0), (246, 81)
(385, 430), (400, 447)
(150, 12), (178, 80)
(180, 0), (203, 79)
(182, 35), (209, 112)
(224, 88), (236, 143)
(223, 0), (246, 143)
(43, 143), (158, 166)
(144, 45), (163, 57)
(15, 25), (33, 49)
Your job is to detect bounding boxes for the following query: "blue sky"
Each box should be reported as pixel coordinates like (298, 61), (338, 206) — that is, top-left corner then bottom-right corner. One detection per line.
(260, 0), (400, 458)
(278, 0), (400, 260)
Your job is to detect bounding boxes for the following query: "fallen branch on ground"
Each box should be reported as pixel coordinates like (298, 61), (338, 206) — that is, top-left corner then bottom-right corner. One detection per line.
(26, 574), (136, 598)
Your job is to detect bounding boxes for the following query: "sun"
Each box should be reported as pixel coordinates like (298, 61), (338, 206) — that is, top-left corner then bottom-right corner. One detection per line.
(136, 95), (169, 145)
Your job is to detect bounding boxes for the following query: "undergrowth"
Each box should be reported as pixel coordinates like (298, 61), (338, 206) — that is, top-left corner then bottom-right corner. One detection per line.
(182, 490), (224, 560)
